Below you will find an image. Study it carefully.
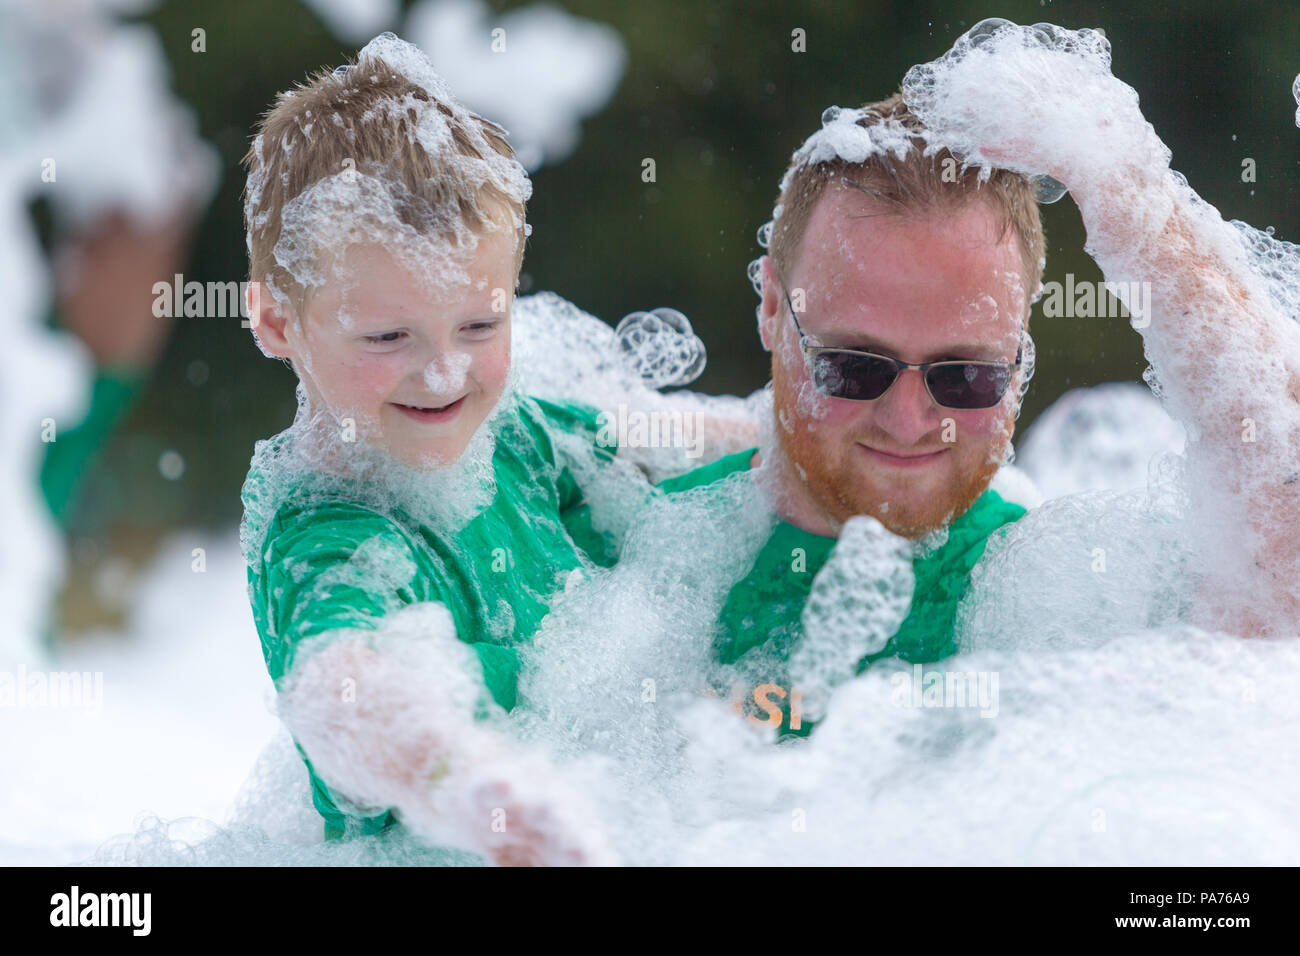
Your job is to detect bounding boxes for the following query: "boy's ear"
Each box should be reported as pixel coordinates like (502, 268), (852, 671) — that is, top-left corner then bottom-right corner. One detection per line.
(757, 256), (782, 353)
(246, 280), (295, 359)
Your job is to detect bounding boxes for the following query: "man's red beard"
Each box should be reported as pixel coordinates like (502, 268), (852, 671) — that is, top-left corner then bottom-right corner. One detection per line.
(770, 357), (1011, 539)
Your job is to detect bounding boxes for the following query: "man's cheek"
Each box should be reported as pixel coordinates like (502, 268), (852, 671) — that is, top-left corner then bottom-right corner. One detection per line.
(949, 407), (1011, 439)
(954, 410), (1016, 464)
(805, 393), (867, 433)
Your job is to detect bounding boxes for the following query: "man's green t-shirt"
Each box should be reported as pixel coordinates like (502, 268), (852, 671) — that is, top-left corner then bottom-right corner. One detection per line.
(658, 448), (1027, 735)
(242, 393), (617, 840)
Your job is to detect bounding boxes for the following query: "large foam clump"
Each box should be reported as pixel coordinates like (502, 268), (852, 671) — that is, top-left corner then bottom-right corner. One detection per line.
(406, 0), (626, 171)
(1017, 382), (1186, 499)
(900, 18), (1159, 181)
(780, 105), (925, 192)
(790, 515), (915, 721)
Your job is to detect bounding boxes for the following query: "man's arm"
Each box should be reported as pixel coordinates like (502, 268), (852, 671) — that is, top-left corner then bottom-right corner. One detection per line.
(907, 20), (1300, 633)
(1067, 174), (1300, 635)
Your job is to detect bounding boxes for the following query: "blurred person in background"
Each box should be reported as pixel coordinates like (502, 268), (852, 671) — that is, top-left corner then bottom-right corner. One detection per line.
(0, 0), (217, 655)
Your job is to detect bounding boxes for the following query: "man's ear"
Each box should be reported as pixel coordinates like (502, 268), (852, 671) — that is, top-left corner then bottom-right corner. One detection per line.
(757, 255), (782, 353)
(246, 280), (296, 359)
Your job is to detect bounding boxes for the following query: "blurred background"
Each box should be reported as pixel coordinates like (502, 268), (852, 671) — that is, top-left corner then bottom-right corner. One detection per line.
(9, 0), (1300, 627)
(3, 0), (1298, 864)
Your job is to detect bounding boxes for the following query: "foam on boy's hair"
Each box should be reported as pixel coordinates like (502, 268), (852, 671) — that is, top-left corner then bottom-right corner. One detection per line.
(242, 32), (531, 333)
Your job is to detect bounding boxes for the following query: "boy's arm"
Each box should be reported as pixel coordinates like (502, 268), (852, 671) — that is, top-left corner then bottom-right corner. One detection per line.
(260, 505), (473, 820)
(261, 503), (613, 864)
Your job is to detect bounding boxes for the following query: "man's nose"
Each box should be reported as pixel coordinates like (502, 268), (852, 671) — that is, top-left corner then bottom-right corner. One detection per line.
(872, 368), (941, 445)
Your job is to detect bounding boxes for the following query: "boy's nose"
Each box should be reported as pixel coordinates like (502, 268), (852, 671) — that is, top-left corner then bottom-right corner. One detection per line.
(420, 351), (470, 395)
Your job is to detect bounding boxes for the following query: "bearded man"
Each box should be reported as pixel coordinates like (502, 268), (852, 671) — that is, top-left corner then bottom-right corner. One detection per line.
(661, 14), (1300, 733)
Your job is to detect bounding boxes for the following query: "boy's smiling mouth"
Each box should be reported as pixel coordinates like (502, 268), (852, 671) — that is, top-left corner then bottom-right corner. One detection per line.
(389, 396), (467, 423)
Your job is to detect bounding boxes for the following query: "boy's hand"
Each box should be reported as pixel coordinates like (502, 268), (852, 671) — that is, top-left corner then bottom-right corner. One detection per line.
(403, 752), (618, 867)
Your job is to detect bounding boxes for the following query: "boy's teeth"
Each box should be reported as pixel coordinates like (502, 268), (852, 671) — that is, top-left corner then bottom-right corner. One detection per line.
(402, 399), (456, 412)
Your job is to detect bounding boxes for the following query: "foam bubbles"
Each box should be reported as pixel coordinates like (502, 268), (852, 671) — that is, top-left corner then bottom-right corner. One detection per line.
(239, 383), (502, 572)
(1018, 382), (1186, 499)
(905, 18), (1300, 633)
(901, 18), (1162, 186)
(423, 351), (472, 395)
(405, 0), (626, 171)
(791, 515), (914, 721)
(613, 307), (706, 388)
(511, 292), (762, 482)
(276, 603), (495, 815)
(778, 105), (926, 195)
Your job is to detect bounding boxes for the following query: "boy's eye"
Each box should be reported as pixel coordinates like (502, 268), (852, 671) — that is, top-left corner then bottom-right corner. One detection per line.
(363, 331), (406, 344)
(462, 319), (501, 336)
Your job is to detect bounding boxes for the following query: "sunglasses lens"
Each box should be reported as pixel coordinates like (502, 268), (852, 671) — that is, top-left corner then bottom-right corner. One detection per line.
(812, 351), (897, 400)
(927, 363), (1013, 409)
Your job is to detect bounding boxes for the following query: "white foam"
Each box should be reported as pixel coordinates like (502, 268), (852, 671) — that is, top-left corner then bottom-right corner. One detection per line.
(239, 382), (503, 573)
(406, 0), (626, 171)
(780, 106), (928, 194)
(1019, 382), (1186, 500)
(423, 351), (471, 395)
(511, 292), (763, 483)
(905, 18), (1300, 634)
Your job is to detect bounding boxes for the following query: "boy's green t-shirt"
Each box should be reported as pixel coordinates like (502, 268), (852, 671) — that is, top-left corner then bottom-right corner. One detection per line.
(242, 394), (618, 840)
(247, 399), (1026, 836)
(658, 448), (1027, 734)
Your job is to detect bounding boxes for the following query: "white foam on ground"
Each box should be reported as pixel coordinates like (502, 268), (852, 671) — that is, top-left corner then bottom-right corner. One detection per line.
(0, 532), (279, 866)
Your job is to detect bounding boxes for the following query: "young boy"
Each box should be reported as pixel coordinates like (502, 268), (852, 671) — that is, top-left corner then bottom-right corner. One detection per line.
(240, 34), (632, 865)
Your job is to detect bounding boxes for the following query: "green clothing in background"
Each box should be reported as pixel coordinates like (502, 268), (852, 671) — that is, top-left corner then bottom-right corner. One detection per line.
(243, 394), (617, 840)
(40, 366), (149, 528)
(658, 448), (1027, 735)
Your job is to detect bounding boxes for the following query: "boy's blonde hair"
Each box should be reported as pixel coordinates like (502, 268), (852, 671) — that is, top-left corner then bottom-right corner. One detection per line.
(243, 49), (529, 319)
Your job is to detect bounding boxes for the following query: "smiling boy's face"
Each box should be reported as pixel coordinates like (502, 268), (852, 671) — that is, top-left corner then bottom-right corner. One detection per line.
(273, 231), (517, 468)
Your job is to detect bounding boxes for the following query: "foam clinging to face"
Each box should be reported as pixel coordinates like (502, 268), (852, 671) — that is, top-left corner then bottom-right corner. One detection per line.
(243, 32), (532, 315)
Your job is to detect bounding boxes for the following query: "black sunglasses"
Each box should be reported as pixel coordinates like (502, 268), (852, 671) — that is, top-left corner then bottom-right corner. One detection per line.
(780, 284), (1022, 410)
